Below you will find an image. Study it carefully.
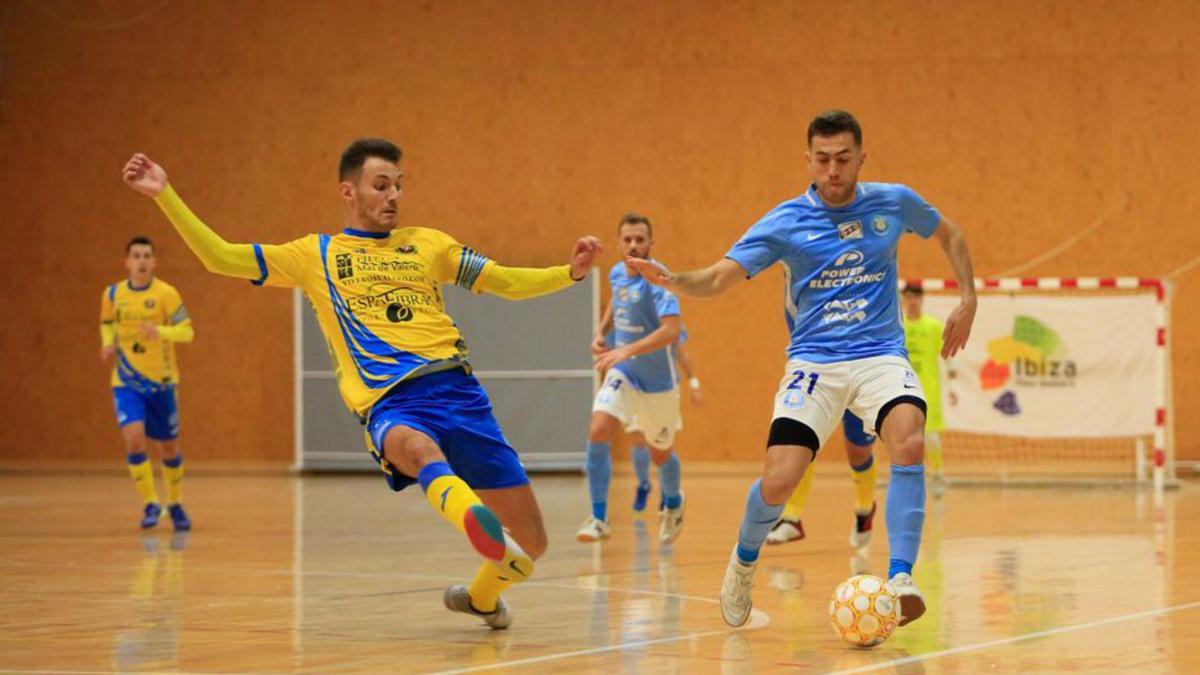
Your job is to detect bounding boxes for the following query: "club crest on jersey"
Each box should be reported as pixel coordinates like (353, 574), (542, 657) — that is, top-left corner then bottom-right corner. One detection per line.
(143, 298), (156, 309)
(396, 244), (418, 254)
(872, 216), (889, 234)
(837, 220), (864, 240)
(629, 288), (642, 302)
(617, 287), (629, 301)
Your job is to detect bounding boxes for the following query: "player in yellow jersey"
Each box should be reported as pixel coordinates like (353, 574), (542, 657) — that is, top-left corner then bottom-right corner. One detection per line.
(902, 285), (949, 485)
(100, 237), (194, 531)
(122, 139), (601, 630)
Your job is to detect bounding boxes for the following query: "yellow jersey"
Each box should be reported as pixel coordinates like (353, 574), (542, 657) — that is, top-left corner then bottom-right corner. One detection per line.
(100, 278), (191, 389)
(903, 313), (944, 431)
(254, 227), (499, 417)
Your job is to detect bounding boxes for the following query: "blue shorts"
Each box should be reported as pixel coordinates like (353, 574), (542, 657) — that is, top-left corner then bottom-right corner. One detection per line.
(365, 368), (528, 492)
(842, 410), (877, 447)
(113, 386), (180, 441)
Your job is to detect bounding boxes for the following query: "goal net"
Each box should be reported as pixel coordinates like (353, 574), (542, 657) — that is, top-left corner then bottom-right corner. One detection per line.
(912, 277), (1173, 487)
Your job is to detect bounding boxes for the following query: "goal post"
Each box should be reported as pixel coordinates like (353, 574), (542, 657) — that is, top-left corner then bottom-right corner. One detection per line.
(906, 277), (1174, 488)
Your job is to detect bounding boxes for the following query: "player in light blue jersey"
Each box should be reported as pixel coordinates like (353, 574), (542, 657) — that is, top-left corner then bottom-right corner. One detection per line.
(628, 110), (978, 629)
(630, 326), (702, 513)
(580, 213), (688, 545)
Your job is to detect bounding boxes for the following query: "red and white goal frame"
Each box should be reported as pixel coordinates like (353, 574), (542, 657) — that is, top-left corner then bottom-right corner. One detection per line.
(902, 276), (1175, 491)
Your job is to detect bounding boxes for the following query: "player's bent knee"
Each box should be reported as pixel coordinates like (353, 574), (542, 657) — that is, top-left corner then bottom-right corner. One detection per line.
(649, 447), (672, 465)
(381, 427), (443, 476)
(587, 414), (620, 443)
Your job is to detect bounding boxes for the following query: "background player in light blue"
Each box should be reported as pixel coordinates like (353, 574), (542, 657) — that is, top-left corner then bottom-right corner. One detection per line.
(628, 110), (978, 629)
(581, 213), (688, 545)
(630, 326), (702, 513)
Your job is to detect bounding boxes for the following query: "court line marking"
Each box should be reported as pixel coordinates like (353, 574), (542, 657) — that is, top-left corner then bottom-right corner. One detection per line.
(825, 600), (1200, 674)
(428, 627), (736, 674)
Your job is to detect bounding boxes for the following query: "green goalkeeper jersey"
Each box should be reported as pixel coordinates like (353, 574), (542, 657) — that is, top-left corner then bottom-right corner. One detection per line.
(904, 313), (945, 431)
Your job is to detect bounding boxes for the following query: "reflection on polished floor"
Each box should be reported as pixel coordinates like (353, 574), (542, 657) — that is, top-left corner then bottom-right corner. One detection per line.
(1, 469), (1197, 673)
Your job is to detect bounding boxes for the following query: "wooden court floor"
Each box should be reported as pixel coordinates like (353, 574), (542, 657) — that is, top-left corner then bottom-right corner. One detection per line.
(2, 468), (1199, 673)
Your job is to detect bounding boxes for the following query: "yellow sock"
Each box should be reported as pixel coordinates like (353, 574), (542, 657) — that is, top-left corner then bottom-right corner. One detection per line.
(467, 560), (512, 613)
(927, 432), (944, 476)
(851, 457), (877, 514)
(782, 464), (815, 520)
(127, 454), (160, 505)
(161, 457), (184, 504)
(424, 472), (486, 537)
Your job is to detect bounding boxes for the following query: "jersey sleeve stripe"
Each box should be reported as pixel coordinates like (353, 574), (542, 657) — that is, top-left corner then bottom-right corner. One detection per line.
(108, 284), (117, 301)
(250, 244), (269, 286)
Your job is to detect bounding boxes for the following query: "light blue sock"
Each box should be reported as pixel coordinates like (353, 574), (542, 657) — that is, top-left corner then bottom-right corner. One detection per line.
(586, 441), (611, 521)
(735, 479), (784, 564)
(887, 464), (926, 578)
(632, 444), (651, 486)
(659, 452), (682, 509)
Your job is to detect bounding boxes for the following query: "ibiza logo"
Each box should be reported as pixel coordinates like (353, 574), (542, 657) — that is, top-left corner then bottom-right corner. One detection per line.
(837, 220), (864, 240)
(396, 244), (418, 255)
(335, 253), (354, 280)
(872, 216), (888, 234)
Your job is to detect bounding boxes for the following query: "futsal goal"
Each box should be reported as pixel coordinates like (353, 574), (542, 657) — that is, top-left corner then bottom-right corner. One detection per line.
(910, 277), (1174, 489)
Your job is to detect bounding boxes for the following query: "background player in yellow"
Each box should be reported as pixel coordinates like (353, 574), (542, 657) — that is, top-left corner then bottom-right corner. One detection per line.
(100, 237), (194, 531)
(902, 285), (948, 484)
(122, 139), (601, 630)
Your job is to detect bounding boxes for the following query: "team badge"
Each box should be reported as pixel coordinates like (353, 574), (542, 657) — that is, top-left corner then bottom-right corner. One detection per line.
(782, 391), (805, 409)
(617, 287), (628, 301)
(144, 298), (156, 309)
(837, 220), (864, 240)
(396, 244), (418, 254)
(629, 288), (642, 302)
(872, 216), (888, 234)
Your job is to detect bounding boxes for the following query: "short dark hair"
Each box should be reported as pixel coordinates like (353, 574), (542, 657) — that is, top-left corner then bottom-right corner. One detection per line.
(901, 284), (924, 296)
(617, 212), (653, 238)
(338, 138), (402, 181)
(126, 236), (154, 254)
(807, 110), (862, 146)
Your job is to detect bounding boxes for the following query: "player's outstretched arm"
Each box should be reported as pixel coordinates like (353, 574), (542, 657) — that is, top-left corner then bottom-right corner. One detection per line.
(476, 236), (603, 300)
(625, 257), (744, 298)
(931, 218), (978, 358)
(121, 153), (262, 280)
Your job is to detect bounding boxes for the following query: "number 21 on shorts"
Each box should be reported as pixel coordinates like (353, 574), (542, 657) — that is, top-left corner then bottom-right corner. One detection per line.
(788, 369), (820, 395)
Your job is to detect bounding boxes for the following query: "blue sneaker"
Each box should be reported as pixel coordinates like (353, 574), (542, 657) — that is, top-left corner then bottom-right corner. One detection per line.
(168, 504), (192, 532)
(140, 503), (162, 529)
(633, 481), (652, 512)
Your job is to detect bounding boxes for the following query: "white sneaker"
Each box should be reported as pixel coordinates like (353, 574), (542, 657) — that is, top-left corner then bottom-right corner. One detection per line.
(848, 503), (876, 550)
(719, 547), (757, 627)
(443, 584), (511, 629)
(765, 518), (804, 545)
(889, 572), (926, 626)
(659, 493), (686, 544)
(576, 516), (611, 543)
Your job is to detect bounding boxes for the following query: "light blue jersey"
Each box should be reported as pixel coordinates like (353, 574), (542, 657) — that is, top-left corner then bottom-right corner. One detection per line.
(609, 262), (681, 393)
(726, 182), (940, 363)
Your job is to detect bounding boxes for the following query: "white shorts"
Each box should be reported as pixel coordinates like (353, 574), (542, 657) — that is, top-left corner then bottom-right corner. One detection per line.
(771, 355), (925, 449)
(593, 369), (681, 450)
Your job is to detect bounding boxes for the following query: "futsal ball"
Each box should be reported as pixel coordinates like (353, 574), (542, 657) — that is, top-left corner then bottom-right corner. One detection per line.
(828, 574), (900, 647)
